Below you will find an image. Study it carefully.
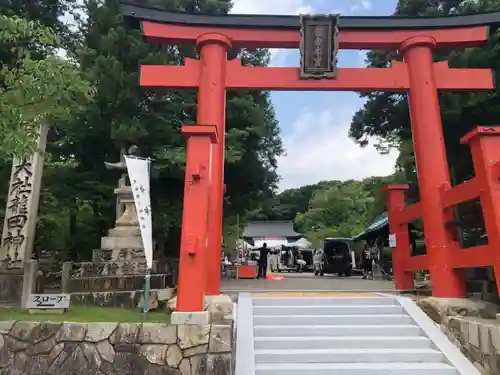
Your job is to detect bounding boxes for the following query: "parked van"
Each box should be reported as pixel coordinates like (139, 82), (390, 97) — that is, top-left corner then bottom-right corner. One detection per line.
(313, 237), (353, 276)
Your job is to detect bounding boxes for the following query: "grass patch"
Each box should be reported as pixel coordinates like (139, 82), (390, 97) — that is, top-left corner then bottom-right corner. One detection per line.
(0, 306), (170, 323)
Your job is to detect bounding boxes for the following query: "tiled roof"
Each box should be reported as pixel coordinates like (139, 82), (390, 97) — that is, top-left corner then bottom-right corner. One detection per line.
(242, 221), (302, 238)
(352, 212), (389, 240)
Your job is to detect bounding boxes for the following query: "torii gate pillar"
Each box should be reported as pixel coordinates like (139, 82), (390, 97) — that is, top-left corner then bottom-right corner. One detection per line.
(401, 36), (465, 297)
(172, 125), (218, 323)
(196, 34), (232, 296)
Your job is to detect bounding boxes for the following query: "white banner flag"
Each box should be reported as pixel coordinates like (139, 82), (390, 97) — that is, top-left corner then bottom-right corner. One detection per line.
(125, 156), (153, 269)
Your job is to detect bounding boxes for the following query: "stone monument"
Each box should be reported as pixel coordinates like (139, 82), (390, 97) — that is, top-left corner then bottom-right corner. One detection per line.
(101, 145), (143, 251)
(0, 125), (48, 305)
(0, 124), (49, 267)
(60, 146), (175, 307)
(57, 146), (179, 308)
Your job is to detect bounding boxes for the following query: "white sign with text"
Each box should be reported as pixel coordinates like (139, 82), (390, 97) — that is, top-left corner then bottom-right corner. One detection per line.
(389, 234), (397, 248)
(26, 294), (70, 309)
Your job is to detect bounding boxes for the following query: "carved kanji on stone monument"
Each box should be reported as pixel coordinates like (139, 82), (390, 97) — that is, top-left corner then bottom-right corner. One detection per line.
(0, 125), (48, 266)
(2, 157), (34, 262)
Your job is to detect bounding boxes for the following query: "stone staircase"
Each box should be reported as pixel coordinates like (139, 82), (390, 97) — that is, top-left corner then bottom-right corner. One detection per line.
(235, 293), (481, 375)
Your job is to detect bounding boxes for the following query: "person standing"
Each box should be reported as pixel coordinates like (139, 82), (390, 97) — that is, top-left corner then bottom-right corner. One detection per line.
(269, 248), (279, 272)
(362, 243), (373, 280)
(370, 241), (380, 279)
(257, 243), (269, 279)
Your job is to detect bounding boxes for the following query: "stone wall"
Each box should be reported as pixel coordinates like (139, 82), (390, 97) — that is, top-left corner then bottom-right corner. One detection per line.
(0, 321), (233, 375)
(68, 274), (171, 292)
(444, 315), (500, 375)
(417, 297), (500, 375)
(70, 288), (175, 309)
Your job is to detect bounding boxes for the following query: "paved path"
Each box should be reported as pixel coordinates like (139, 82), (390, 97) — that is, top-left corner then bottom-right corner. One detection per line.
(221, 272), (395, 293)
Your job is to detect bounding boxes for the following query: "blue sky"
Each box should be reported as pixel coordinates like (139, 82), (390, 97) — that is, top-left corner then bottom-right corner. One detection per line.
(231, 0), (400, 190)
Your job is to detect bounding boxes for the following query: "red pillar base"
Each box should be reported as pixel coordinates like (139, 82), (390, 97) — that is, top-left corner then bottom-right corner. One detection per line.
(382, 185), (415, 291)
(394, 274), (415, 291)
(176, 125), (218, 313)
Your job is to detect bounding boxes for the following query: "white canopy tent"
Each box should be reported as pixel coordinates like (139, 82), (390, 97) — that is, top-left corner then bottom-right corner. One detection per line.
(254, 239), (287, 249)
(236, 239), (254, 250)
(287, 237), (312, 249)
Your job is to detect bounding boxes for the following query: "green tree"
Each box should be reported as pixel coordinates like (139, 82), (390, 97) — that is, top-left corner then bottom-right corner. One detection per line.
(295, 180), (376, 245)
(246, 181), (336, 221)
(0, 0), (78, 240)
(0, 15), (92, 158)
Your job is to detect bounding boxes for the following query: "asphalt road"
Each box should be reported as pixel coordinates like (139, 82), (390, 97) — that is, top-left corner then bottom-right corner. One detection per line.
(221, 272), (395, 293)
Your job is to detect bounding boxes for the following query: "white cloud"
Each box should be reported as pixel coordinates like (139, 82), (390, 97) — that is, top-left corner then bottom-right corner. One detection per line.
(361, 0), (372, 9)
(278, 108), (397, 191)
(350, 0), (372, 13)
(230, 0), (314, 65)
(231, 0), (313, 15)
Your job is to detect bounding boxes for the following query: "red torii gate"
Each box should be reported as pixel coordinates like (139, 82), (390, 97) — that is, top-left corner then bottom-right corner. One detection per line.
(121, 3), (500, 316)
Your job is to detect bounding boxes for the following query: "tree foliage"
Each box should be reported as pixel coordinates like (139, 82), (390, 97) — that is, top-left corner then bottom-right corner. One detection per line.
(247, 175), (402, 247)
(0, 15), (92, 158)
(293, 176), (404, 246)
(295, 181), (374, 245)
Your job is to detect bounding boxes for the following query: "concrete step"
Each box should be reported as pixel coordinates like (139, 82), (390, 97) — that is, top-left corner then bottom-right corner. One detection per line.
(254, 348), (444, 363)
(238, 294), (477, 375)
(253, 314), (413, 326)
(254, 324), (422, 337)
(253, 305), (405, 315)
(252, 297), (397, 307)
(255, 362), (459, 375)
(254, 336), (434, 350)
